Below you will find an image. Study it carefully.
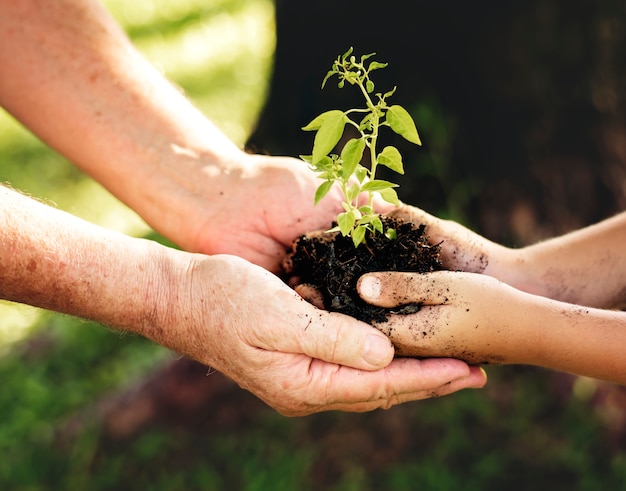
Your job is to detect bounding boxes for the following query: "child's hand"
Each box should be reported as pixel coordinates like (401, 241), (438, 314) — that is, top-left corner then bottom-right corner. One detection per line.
(357, 270), (528, 365)
(388, 205), (510, 274)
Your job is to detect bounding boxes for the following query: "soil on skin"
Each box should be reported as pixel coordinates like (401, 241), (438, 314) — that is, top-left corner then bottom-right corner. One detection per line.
(285, 216), (443, 324)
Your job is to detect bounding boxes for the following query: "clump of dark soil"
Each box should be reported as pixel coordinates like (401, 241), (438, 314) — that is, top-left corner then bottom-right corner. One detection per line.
(284, 216), (442, 324)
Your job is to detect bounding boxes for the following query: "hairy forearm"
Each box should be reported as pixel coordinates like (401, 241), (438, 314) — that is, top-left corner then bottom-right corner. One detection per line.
(501, 212), (626, 309)
(0, 185), (176, 339)
(0, 0), (242, 250)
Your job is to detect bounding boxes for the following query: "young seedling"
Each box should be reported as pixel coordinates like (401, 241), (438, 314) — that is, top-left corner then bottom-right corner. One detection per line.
(301, 47), (422, 247)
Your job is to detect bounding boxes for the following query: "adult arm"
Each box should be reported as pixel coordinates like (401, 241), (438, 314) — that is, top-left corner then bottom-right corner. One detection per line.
(0, 186), (486, 415)
(391, 206), (626, 309)
(0, 0), (345, 272)
(359, 270), (626, 384)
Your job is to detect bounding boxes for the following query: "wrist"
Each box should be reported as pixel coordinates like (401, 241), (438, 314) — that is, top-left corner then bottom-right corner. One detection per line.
(485, 246), (549, 298)
(140, 244), (201, 356)
(144, 248), (237, 366)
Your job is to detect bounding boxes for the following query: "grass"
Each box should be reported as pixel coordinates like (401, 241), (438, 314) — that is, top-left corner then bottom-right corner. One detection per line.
(2, 320), (624, 490)
(0, 1), (625, 490)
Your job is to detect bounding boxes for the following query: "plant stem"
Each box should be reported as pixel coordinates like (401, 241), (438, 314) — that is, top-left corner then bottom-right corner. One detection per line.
(356, 79), (379, 209)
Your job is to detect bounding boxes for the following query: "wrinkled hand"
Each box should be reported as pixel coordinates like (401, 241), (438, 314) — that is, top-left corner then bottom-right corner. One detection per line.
(162, 156), (488, 412)
(357, 270), (527, 365)
(189, 153), (369, 274)
(162, 254), (487, 416)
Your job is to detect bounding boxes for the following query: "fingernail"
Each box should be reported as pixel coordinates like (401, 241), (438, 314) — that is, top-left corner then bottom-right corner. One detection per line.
(465, 367), (488, 389)
(364, 334), (393, 367)
(476, 367), (488, 386)
(359, 274), (382, 299)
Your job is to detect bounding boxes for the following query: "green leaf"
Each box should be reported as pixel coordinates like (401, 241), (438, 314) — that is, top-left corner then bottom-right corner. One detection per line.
(352, 226), (367, 247)
(314, 181), (333, 205)
(359, 113), (373, 132)
(357, 214), (378, 226)
(385, 227), (397, 240)
(360, 52), (376, 63)
(382, 86), (397, 99)
(366, 80), (375, 93)
(321, 69), (336, 88)
(362, 179), (398, 192)
(308, 156), (333, 174)
(358, 204), (374, 216)
(346, 183), (361, 202)
(299, 154), (313, 163)
(340, 138), (366, 178)
(317, 171), (335, 180)
(311, 110), (347, 164)
(379, 187), (400, 205)
(386, 105), (422, 145)
(371, 216), (384, 234)
(337, 211), (355, 237)
(344, 71), (359, 85)
(368, 61), (388, 72)
(377, 145), (405, 174)
(355, 166), (368, 183)
(302, 109), (340, 131)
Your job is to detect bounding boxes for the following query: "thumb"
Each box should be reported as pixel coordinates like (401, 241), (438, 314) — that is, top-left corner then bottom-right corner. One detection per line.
(358, 271), (452, 308)
(295, 309), (395, 371)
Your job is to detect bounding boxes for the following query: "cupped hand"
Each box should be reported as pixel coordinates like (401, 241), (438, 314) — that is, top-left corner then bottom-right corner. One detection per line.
(357, 270), (530, 365)
(161, 253), (486, 416)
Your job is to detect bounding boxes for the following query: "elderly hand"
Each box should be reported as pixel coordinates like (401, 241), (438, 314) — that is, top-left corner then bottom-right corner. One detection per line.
(185, 153), (357, 273)
(158, 254), (487, 416)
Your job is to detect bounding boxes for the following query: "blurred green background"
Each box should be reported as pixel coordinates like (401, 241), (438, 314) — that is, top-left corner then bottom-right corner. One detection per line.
(1, 0), (625, 490)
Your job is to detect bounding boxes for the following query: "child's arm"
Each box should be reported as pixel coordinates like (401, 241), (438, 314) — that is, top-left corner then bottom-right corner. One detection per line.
(391, 206), (626, 309)
(504, 212), (626, 309)
(358, 270), (626, 384)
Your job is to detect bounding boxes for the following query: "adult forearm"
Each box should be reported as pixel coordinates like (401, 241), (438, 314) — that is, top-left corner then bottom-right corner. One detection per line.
(0, 185), (177, 340)
(0, 0), (242, 250)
